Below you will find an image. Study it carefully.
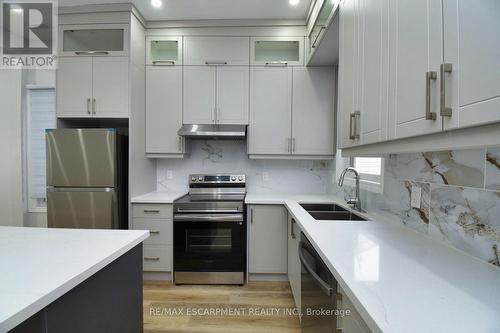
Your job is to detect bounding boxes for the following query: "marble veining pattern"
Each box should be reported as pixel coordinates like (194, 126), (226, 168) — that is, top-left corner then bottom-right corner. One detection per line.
(485, 147), (500, 190)
(386, 149), (485, 188)
(157, 140), (334, 194)
(336, 146), (500, 267)
(429, 186), (500, 265)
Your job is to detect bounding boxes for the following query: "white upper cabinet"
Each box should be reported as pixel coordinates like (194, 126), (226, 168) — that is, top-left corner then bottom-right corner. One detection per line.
(250, 37), (304, 66)
(58, 24), (129, 57)
(146, 66), (185, 156)
(338, 0), (361, 148)
(183, 66), (249, 125)
(183, 66), (217, 124)
(249, 67), (293, 155)
(92, 57), (129, 118)
(442, 0), (500, 131)
(388, 0), (443, 140)
(184, 37), (250, 65)
(57, 57), (128, 118)
(359, 0), (389, 144)
(146, 36), (183, 66)
(216, 66), (249, 125)
(57, 57), (93, 118)
(292, 67), (335, 156)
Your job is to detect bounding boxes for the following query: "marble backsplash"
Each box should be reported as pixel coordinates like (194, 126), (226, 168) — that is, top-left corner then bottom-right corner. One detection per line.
(336, 147), (500, 267)
(156, 140), (334, 194)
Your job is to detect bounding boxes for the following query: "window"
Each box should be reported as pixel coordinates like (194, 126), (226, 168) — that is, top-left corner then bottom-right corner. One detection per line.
(26, 87), (56, 212)
(337, 152), (384, 193)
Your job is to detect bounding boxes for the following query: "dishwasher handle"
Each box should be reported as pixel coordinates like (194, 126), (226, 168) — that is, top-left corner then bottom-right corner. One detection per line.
(299, 241), (333, 297)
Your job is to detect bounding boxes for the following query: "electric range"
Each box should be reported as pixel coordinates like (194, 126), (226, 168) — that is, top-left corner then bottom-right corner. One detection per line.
(173, 174), (246, 285)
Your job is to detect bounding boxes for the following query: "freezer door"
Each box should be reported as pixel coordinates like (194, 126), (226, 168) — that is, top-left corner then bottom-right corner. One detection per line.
(47, 189), (117, 229)
(46, 129), (116, 187)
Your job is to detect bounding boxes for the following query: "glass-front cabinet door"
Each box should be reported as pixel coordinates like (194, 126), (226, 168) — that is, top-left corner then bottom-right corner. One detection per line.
(250, 37), (304, 66)
(309, 0), (336, 53)
(146, 36), (183, 65)
(58, 24), (129, 57)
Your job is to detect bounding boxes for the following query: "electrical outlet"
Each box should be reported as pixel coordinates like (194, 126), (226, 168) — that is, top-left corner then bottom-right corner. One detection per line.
(262, 172), (270, 181)
(410, 186), (422, 208)
(166, 170), (173, 180)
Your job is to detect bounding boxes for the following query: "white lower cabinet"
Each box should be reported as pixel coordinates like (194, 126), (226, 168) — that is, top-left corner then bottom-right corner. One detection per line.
(248, 205), (288, 274)
(146, 66), (186, 157)
(337, 285), (371, 333)
(132, 203), (173, 272)
(287, 213), (301, 312)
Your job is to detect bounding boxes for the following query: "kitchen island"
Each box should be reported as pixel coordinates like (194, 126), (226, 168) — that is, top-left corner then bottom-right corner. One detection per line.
(0, 227), (149, 333)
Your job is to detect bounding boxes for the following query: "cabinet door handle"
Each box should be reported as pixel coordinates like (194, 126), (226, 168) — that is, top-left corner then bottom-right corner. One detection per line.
(178, 137), (182, 152)
(349, 111), (360, 140)
(150, 231), (160, 235)
(87, 98), (91, 115)
(440, 63), (453, 117)
(265, 62), (288, 67)
(143, 209), (160, 213)
(349, 113), (355, 139)
(205, 61), (228, 65)
(152, 60), (175, 66)
(92, 98), (96, 115)
(425, 71), (437, 120)
(353, 111), (360, 139)
(250, 207), (254, 224)
(75, 51), (109, 56)
(217, 108), (220, 124)
(291, 218), (296, 239)
(312, 26), (326, 49)
(144, 257), (160, 261)
(292, 138), (296, 153)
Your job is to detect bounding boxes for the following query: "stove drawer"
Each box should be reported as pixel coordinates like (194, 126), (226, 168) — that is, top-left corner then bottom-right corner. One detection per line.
(133, 219), (172, 245)
(133, 204), (173, 219)
(143, 245), (171, 272)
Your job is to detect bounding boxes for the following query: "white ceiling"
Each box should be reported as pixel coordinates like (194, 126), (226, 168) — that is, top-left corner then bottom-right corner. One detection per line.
(58, 0), (313, 21)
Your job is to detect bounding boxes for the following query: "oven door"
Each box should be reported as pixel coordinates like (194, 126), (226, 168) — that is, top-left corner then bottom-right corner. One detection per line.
(173, 214), (246, 273)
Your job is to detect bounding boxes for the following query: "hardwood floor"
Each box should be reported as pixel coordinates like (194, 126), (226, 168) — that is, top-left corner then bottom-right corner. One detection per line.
(143, 281), (301, 333)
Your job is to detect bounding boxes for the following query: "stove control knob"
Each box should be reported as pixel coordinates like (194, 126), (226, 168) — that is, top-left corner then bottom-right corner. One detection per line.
(231, 176), (236, 181)
(198, 176), (203, 182)
(238, 176), (243, 181)
(191, 177), (197, 182)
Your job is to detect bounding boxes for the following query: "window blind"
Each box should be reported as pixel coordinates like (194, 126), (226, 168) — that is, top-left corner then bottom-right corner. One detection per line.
(354, 157), (382, 176)
(28, 88), (55, 199)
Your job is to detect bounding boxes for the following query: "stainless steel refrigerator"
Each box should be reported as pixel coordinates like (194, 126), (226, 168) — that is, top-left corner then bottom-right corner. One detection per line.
(46, 129), (128, 229)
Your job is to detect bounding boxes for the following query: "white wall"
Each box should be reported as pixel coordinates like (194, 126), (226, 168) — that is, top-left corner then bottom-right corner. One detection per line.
(0, 70), (23, 226)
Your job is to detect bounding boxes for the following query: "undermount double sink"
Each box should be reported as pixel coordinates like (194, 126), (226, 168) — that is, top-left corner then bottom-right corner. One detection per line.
(300, 203), (368, 221)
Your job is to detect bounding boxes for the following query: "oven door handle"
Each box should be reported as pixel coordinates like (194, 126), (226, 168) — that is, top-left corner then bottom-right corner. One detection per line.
(299, 242), (333, 297)
(176, 208), (241, 213)
(174, 214), (244, 222)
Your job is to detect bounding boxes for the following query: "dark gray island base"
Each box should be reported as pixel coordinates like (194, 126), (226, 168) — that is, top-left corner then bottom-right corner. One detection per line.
(10, 245), (143, 333)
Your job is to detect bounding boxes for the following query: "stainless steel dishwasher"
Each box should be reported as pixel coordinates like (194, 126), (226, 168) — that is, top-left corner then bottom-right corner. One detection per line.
(299, 232), (337, 332)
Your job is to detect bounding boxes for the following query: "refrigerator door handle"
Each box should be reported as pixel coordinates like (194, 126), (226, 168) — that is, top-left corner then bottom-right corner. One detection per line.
(47, 187), (115, 192)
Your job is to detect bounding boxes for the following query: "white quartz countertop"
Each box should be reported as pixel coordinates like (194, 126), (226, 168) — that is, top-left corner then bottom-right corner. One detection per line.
(285, 200), (500, 333)
(0, 227), (149, 332)
(131, 191), (187, 204)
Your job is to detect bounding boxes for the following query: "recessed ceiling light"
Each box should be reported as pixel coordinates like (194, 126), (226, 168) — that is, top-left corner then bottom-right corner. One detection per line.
(151, 0), (162, 8)
(289, 0), (300, 6)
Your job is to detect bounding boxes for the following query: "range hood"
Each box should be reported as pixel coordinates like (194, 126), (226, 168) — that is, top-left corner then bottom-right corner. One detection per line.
(178, 124), (246, 139)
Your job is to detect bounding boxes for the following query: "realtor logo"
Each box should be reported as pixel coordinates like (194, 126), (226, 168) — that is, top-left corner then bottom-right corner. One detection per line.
(1, 0), (57, 68)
